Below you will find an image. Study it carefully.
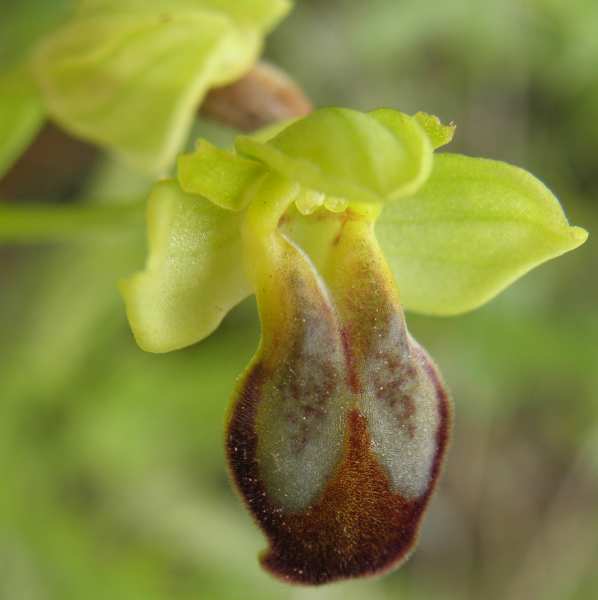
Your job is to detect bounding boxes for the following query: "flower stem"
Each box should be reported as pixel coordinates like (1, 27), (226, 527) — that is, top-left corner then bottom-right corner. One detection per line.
(0, 200), (145, 243)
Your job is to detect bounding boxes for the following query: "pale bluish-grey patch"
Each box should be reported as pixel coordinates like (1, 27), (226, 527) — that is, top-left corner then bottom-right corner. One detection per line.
(360, 315), (440, 500)
(255, 238), (351, 513)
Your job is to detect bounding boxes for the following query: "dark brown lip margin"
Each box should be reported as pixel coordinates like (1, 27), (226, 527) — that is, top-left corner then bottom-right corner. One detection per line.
(225, 342), (452, 586)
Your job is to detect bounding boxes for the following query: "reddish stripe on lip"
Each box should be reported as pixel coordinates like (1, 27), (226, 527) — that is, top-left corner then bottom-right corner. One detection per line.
(226, 352), (450, 585)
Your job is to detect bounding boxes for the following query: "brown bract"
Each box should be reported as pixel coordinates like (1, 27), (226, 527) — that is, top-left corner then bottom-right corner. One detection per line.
(200, 62), (312, 132)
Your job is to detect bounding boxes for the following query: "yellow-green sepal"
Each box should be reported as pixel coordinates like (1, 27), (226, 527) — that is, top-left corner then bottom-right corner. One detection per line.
(235, 107), (433, 204)
(177, 140), (264, 210)
(120, 180), (251, 352)
(377, 153), (588, 316)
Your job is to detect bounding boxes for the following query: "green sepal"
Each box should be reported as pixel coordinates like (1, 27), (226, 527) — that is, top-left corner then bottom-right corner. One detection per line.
(0, 66), (45, 179)
(377, 153), (588, 316)
(120, 180), (251, 352)
(235, 107), (433, 204)
(178, 140), (264, 210)
(413, 111), (455, 150)
(32, 0), (291, 173)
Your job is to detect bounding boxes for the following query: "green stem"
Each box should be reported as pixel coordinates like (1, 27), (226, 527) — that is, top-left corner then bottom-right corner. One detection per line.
(0, 200), (145, 243)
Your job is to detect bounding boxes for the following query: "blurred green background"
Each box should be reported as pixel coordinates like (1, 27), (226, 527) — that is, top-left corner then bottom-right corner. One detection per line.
(1, 1), (597, 599)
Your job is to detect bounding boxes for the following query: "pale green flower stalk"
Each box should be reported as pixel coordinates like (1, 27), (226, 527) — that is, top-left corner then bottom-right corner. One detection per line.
(121, 107), (587, 584)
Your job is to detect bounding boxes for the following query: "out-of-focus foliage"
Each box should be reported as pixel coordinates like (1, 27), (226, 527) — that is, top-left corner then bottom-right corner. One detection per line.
(0, 67), (44, 179)
(1, 1), (597, 600)
(0, 1), (74, 68)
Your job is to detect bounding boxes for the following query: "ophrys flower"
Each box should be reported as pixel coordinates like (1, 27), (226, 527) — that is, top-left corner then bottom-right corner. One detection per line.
(122, 107), (587, 584)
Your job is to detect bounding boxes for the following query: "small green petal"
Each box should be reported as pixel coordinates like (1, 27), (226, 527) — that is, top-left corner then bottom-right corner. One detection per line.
(377, 153), (588, 316)
(0, 66), (44, 179)
(33, 0), (290, 172)
(178, 140), (264, 210)
(236, 107), (433, 204)
(413, 111), (455, 150)
(120, 180), (250, 352)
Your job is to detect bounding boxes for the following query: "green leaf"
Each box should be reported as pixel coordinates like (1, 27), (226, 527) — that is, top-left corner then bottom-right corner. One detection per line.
(236, 107), (433, 204)
(377, 153), (588, 316)
(0, 66), (45, 179)
(177, 140), (264, 210)
(120, 180), (251, 352)
(32, 0), (291, 173)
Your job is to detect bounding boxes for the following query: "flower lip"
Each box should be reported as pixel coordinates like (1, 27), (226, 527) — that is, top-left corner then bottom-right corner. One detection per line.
(226, 345), (451, 585)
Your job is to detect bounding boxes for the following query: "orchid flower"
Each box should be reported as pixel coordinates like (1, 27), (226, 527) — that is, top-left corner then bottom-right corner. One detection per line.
(121, 107), (587, 584)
